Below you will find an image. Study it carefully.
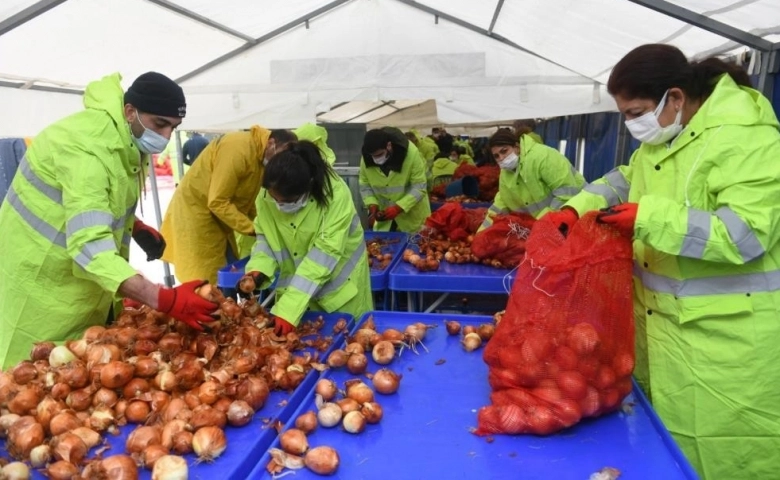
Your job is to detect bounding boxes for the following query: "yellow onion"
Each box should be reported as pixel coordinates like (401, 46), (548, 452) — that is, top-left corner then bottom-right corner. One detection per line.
(372, 369), (401, 394)
(171, 431), (193, 455)
(141, 445), (169, 470)
(101, 454), (139, 479)
(46, 461), (79, 480)
(226, 400), (254, 427)
(346, 353), (368, 374)
(345, 380), (374, 404)
(2, 461), (30, 479)
(462, 332), (482, 352)
(304, 446), (340, 475)
(49, 411), (81, 436)
(51, 432), (88, 464)
(7, 416), (44, 459)
(190, 404), (227, 430)
(100, 361), (134, 389)
(342, 411), (366, 434)
(279, 428), (309, 455)
(326, 349), (347, 368)
(294, 411), (318, 434)
(126, 426), (162, 455)
(161, 419), (190, 450)
(314, 379), (337, 401)
(192, 426), (227, 462)
(152, 455), (188, 480)
(360, 402), (383, 424)
(30, 444), (53, 468)
(70, 427), (102, 449)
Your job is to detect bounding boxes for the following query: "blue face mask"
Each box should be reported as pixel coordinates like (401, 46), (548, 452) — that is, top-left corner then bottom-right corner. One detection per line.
(132, 110), (170, 154)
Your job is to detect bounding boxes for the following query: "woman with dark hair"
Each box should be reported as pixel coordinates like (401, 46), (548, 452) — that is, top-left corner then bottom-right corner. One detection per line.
(236, 141), (373, 336)
(543, 44), (780, 478)
(479, 128), (585, 230)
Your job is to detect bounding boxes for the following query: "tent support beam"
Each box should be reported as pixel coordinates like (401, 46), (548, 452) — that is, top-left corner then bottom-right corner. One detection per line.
(626, 0), (774, 52)
(0, 80), (82, 95)
(145, 0), (254, 42)
(343, 101), (395, 123)
(487, 0), (504, 35)
(175, 0), (351, 84)
(0, 0), (67, 37)
(393, 0), (597, 82)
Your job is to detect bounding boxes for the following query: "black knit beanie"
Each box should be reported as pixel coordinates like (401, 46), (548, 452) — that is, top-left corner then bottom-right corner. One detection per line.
(124, 72), (186, 118)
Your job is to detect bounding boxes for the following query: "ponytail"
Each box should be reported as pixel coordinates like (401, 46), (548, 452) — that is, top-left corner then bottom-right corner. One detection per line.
(688, 57), (752, 100)
(263, 140), (334, 207)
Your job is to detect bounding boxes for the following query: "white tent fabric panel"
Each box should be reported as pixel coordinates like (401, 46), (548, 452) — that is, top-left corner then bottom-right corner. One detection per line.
(0, 87), (82, 137)
(0, 0), (39, 22)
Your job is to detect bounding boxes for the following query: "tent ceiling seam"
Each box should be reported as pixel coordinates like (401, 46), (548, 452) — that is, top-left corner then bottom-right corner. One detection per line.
(175, 0), (352, 84)
(0, 0), (67, 37)
(0, 80), (82, 95)
(144, 0), (255, 42)
(342, 101), (395, 123)
(488, 0), (504, 35)
(657, 0), (762, 46)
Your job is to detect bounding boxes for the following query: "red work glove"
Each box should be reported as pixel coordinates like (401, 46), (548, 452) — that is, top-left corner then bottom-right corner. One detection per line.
(133, 220), (167, 261)
(377, 205), (403, 221)
(157, 280), (218, 331)
(122, 298), (143, 309)
(273, 315), (295, 336)
(367, 205), (379, 229)
(235, 271), (266, 298)
(597, 203), (638, 237)
(540, 207), (579, 237)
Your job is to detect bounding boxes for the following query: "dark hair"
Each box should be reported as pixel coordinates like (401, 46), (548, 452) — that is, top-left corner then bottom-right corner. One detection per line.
(487, 128), (519, 149)
(263, 141), (333, 207)
(362, 129), (392, 153)
(607, 44), (752, 103)
(269, 129), (297, 144)
(435, 152), (451, 160)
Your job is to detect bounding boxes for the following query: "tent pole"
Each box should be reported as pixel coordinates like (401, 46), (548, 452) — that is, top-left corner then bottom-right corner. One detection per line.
(147, 159), (175, 287)
(174, 130), (185, 187)
(0, 0), (67, 37)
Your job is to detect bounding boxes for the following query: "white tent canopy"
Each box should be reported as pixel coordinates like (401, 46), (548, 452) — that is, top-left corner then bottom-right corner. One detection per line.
(0, 0), (778, 136)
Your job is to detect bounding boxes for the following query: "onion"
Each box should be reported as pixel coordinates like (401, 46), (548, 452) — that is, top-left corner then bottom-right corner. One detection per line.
(162, 398), (187, 424)
(89, 405), (115, 431)
(314, 379), (337, 401)
(100, 361), (134, 389)
(52, 432), (88, 464)
(404, 323), (428, 342)
(86, 344), (119, 370)
(332, 318), (348, 334)
(120, 378), (149, 400)
(71, 427), (101, 449)
(372, 340), (395, 365)
(360, 402), (383, 424)
(190, 404), (227, 430)
(345, 380), (374, 404)
(477, 324), (496, 341)
(226, 400), (254, 427)
(462, 325), (477, 336)
(50, 382), (71, 401)
(183, 388), (201, 409)
(83, 325), (106, 342)
(336, 398), (361, 414)
(161, 419), (190, 450)
(462, 332), (482, 352)
(133, 339), (158, 357)
(126, 425), (162, 455)
(138, 324), (166, 342)
(198, 381), (222, 405)
(158, 333), (184, 355)
(372, 369), (401, 394)
(171, 431), (193, 455)
(101, 455), (139, 479)
(9, 384), (43, 415)
(141, 445), (169, 469)
(174, 364), (205, 391)
(2, 461), (30, 480)
(50, 411), (81, 436)
(317, 403), (342, 428)
(445, 321), (461, 335)
(351, 329), (377, 350)
(152, 455), (188, 480)
(154, 370), (177, 392)
(294, 411), (317, 434)
(12, 361), (38, 384)
(65, 339), (88, 359)
(344, 342), (364, 355)
(46, 461), (79, 480)
(192, 426), (227, 461)
(115, 399), (128, 419)
(58, 361), (90, 389)
(326, 349), (347, 368)
(49, 346), (77, 367)
(149, 390), (171, 413)
(30, 444), (53, 467)
(0, 413), (21, 439)
(381, 328), (405, 344)
(213, 396), (232, 414)
(133, 357), (160, 378)
(35, 396), (61, 431)
(304, 446), (340, 475)
(93, 387), (119, 407)
(236, 376), (269, 410)
(346, 353), (368, 374)
(280, 428), (309, 455)
(342, 410), (366, 434)
(125, 401), (150, 424)
(65, 387), (93, 412)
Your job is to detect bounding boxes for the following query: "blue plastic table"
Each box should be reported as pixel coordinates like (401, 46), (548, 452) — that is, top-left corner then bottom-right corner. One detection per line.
(251, 312), (698, 480)
(389, 244), (515, 312)
(1, 312), (353, 480)
(365, 231), (408, 310)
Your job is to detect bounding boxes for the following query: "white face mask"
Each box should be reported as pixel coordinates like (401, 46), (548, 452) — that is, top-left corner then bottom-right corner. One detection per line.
(131, 110), (170, 154)
(498, 152), (519, 170)
(624, 90), (683, 145)
(276, 194), (308, 214)
(372, 151), (390, 165)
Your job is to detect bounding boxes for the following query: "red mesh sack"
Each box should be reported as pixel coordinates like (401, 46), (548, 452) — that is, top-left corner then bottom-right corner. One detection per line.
(474, 212), (634, 436)
(424, 203), (487, 241)
(471, 213), (536, 267)
(453, 164), (500, 202)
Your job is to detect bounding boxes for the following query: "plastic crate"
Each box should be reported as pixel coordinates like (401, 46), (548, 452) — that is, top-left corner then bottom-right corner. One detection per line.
(365, 231), (408, 292)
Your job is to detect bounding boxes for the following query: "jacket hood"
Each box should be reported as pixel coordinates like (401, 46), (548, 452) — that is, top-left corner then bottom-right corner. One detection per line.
(693, 74), (780, 131)
(83, 73), (131, 145)
(362, 127), (408, 171)
(250, 125), (272, 161)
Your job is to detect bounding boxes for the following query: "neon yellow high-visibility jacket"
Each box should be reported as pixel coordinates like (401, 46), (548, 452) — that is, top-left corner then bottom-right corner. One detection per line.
(453, 138), (474, 157)
(566, 74), (780, 479)
(161, 126), (269, 284)
(245, 175), (373, 325)
(294, 123), (336, 165)
(358, 127), (431, 233)
(458, 154), (475, 166)
(0, 73), (141, 369)
(481, 134), (585, 230)
(431, 158), (458, 180)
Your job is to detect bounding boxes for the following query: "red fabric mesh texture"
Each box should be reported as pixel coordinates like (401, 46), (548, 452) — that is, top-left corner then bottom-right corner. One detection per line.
(471, 212), (536, 267)
(453, 164), (500, 202)
(475, 212), (634, 436)
(424, 203), (486, 241)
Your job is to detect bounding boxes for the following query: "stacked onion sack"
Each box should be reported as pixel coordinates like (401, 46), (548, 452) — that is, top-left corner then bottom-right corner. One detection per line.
(266, 315), (419, 477)
(0, 284), (337, 479)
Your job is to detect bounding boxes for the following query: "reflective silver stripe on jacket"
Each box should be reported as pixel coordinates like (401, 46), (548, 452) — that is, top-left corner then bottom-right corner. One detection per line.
(408, 182), (427, 202)
(348, 215), (360, 235)
(288, 273), (319, 296)
(513, 193), (554, 215)
(318, 242), (366, 298)
(66, 210), (114, 237)
(603, 169), (630, 203)
(371, 185), (407, 195)
(6, 186), (66, 247)
(488, 204), (505, 215)
(252, 234), (275, 257)
(359, 185), (374, 199)
(19, 157), (62, 204)
(308, 247), (339, 271)
(680, 208), (710, 259)
(74, 238), (117, 270)
(634, 263), (780, 297)
(715, 207), (765, 262)
(583, 183), (619, 206)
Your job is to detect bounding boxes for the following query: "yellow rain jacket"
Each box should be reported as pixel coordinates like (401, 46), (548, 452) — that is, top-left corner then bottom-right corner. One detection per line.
(246, 175), (373, 325)
(294, 123), (336, 165)
(161, 126), (269, 284)
(358, 127), (431, 233)
(566, 74), (780, 479)
(481, 134), (585, 230)
(0, 73), (141, 369)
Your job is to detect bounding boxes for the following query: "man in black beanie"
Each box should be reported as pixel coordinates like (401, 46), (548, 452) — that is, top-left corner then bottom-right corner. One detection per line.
(0, 72), (218, 369)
